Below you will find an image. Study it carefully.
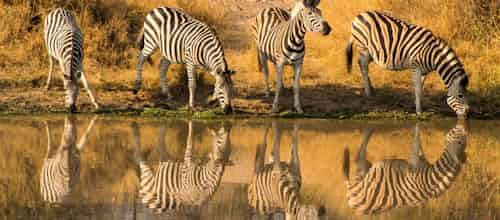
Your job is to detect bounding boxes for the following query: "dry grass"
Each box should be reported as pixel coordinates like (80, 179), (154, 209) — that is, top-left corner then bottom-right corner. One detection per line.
(0, 0), (498, 115)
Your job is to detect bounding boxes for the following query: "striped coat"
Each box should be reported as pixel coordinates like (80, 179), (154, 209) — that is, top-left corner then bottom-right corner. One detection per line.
(134, 7), (234, 113)
(342, 124), (467, 214)
(346, 11), (469, 117)
(44, 8), (99, 112)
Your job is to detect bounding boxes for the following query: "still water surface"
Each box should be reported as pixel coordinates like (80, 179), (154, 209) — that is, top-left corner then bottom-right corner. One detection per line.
(0, 116), (498, 219)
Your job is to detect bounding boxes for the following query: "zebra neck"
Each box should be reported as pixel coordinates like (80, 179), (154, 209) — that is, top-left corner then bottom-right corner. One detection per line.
(286, 15), (306, 45)
(431, 44), (465, 88)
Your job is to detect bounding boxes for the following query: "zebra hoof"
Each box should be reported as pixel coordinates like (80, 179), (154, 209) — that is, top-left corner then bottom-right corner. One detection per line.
(295, 107), (304, 114)
(68, 105), (77, 113)
(132, 89), (139, 95)
(45, 86), (51, 91)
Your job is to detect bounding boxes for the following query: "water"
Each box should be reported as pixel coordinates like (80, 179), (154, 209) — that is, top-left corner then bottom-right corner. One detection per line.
(0, 116), (498, 220)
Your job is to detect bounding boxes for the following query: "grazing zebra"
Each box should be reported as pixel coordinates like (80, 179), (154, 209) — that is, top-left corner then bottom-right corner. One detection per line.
(40, 115), (97, 203)
(133, 120), (231, 215)
(346, 11), (470, 117)
(342, 123), (467, 215)
(248, 121), (325, 219)
(134, 7), (235, 113)
(44, 8), (100, 112)
(252, 1), (331, 113)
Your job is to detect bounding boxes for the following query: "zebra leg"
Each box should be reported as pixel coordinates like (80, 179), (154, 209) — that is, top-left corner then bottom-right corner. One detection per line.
(44, 120), (53, 158)
(292, 62), (304, 113)
(45, 57), (56, 90)
(258, 51), (271, 98)
(76, 115), (98, 151)
(79, 68), (100, 110)
(358, 52), (374, 97)
(271, 64), (284, 113)
(356, 128), (373, 176)
(185, 120), (194, 165)
(158, 57), (170, 98)
(157, 123), (167, 161)
(412, 69), (424, 114)
(270, 120), (281, 169)
(133, 52), (147, 95)
(409, 124), (429, 169)
(290, 122), (301, 178)
(255, 123), (270, 173)
(187, 64), (197, 111)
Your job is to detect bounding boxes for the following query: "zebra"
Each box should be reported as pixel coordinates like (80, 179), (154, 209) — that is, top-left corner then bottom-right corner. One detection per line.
(40, 115), (97, 204)
(133, 7), (235, 113)
(44, 8), (100, 112)
(346, 11), (470, 118)
(132, 120), (231, 216)
(342, 123), (467, 215)
(252, 1), (331, 113)
(248, 121), (325, 219)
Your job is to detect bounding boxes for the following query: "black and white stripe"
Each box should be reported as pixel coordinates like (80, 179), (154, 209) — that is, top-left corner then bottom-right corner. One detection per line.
(346, 11), (470, 117)
(252, 1), (331, 113)
(342, 123), (467, 215)
(133, 121), (231, 215)
(44, 8), (99, 112)
(248, 122), (325, 219)
(134, 7), (235, 113)
(40, 115), (97, 203)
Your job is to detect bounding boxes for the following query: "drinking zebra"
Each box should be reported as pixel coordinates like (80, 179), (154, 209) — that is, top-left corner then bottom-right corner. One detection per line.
(40, 115), (97, 203)
(342, 123), (467, 215)
(134, 7), (234, 113)
(44, 8), (100, 112)
(248, 121), (325, 219)
(346, 11), (470, 118)
(133, 120), (231, 215)
(252, 1), (331, 113)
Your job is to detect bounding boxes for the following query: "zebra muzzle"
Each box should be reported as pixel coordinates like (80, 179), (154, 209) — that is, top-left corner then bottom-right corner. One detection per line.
(322, 22), (331, 36)
(223, 105), (233, 114)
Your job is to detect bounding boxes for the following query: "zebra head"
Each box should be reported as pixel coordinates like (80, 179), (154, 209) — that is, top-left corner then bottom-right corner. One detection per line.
(445, 122), (468, 163)
(214, 69), (235, 114)
(447, 75), (469, 118)
(63, 66), (79, 113)
(298, 7), (331, 36)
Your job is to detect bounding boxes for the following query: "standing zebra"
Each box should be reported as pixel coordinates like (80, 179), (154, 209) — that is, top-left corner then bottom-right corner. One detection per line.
(44, 8), (100, 112)
(252, 1), (331, 113)
(134, 7), (235, 113)
(248, 121), (325, 219)
(133, 120), (231, 216)
(40, 115), (97, 204)
(342, 123), (467, 215)
(346, 11), (470, 118)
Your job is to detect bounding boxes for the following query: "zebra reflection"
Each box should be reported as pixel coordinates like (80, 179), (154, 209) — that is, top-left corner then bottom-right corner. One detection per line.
(133, 121), (231, 216)
(40, 115), (97, 204)
(342, 123), (467, 215)
(248, 121), (325, 219)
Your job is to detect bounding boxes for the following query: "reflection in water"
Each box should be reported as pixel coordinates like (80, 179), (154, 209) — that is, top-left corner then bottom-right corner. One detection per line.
(248, 121), (325, 219)
(40, 115), (97, 204)
(133, 121), (231, 217)
(342, 122), (468, 215)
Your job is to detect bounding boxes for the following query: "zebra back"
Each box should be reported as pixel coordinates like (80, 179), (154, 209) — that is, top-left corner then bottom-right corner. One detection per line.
(136, 122), (230, 214)
(350, 11), (468, 88)
(343, 124), (467, 215)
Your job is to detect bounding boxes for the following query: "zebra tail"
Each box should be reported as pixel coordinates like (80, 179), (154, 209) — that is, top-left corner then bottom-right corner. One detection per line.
(342, 145), (350, 180)
(136, 28), (153, 65)
(346, 38), (354, 73)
